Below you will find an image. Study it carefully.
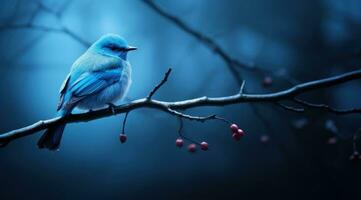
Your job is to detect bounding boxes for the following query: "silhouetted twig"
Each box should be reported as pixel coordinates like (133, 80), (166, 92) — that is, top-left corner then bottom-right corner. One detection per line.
(293, 98), (361, 115)
(147, 68), (172, 99)
(276, 102), (305, 113)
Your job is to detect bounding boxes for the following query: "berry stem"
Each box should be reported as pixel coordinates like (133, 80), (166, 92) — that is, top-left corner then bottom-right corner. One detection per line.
(177, 117), (201, 145)
(214, 116), (232, 125)
(122, 112), (129, 134)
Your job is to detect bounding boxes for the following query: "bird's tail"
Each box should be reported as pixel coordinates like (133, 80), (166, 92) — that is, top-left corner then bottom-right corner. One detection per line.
(37, 124), (66, 150)
(38, 109), (69, 151)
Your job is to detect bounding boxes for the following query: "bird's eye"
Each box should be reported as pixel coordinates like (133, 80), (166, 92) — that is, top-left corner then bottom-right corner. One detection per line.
(110, 45), (118, 51)
(105, 44), (126, 52)
(105, 44), (119, 51)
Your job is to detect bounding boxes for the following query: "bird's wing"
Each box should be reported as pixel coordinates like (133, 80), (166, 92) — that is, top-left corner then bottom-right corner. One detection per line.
(64, 69), (121, 107)
(57, 73), (71, 111)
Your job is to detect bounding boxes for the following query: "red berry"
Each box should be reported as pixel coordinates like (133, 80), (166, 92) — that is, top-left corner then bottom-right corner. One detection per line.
(263, 76), (273, 87)
(119, 134), (127, 143)
(176, 138), (184, 148)
(238, 129), (245, 136)
(200, 142), (209, 151)
(230, 124), (239, 133)
(188, 144), (197, 153)
(232, 133), (241, 141)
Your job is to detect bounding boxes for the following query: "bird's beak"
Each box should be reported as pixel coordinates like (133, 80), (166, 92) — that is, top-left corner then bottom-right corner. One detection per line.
(126, 46), (137, 51)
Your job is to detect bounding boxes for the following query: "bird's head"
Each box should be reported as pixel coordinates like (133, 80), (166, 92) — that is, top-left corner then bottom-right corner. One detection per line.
(90, 33), (137, 60)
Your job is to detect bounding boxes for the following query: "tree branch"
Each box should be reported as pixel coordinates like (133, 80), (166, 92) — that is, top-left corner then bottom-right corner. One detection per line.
(0, 69), (360, 146)
(142, 0), (299, 85)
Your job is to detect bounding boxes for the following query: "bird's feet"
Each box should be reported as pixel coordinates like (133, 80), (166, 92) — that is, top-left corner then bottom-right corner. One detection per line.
(107, 103), (117, 115)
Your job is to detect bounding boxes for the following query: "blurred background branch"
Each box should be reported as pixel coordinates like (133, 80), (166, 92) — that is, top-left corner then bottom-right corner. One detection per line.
(0, 1), (90, 47)
(142, 0), (300, 85)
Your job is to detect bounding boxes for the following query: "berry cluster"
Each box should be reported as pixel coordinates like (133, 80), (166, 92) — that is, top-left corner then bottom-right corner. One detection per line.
(119, 122), (245, 154)
(230, 124), (245, 141)
(175, 138), (208, 153)
(175, 123), (245, 153)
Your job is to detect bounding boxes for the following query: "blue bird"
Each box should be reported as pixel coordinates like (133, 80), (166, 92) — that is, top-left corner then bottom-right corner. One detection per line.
(38, 33), (137, 150)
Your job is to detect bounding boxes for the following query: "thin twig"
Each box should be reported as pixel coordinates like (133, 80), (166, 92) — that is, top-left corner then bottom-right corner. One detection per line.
(239, 80), (246, 95)
(294, 98), (361, 115)
(147, 68), (172, 99)
(167, 108), (216, 122)
(276, 102), (305, 113)
(167, 108), (229, 124)
(177, 117), (184, 134)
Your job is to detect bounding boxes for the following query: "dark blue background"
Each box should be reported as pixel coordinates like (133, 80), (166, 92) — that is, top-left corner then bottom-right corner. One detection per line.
(0, 0), (360, 199)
